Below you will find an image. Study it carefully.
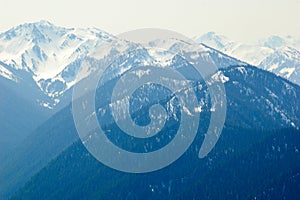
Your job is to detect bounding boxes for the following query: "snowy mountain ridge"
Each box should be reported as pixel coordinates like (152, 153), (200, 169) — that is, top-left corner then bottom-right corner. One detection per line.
(259, 46), (300, 85)
(195, 32), (300, 85)
(0, 21), (246, 109)
(0, 21), (113, 96)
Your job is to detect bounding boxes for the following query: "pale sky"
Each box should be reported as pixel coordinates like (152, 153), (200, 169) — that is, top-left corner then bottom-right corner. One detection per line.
(1, 0), (299, 43)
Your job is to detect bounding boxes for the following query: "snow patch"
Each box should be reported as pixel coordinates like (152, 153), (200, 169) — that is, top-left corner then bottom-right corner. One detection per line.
(210, 71), (230, 84)
(0, 65), (17, 81)
(279, 67), (295, 79)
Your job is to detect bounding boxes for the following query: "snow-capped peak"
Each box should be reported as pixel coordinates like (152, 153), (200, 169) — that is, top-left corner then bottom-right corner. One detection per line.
(194, 32), (236, 51)
(195, 32), (275, 66)
(0, 21), (113, 97)
(258, 46), (300, 84)
(0, 20), (112, 78)
(261, 35), (287, 49)
(195, 32), (300, 86)
(260, 35), (300, 51)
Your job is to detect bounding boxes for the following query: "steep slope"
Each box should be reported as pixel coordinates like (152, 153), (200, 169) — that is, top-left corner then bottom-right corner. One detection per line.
(1, 65), (300, 199)
(0, 61), (53, 161)
(0, 105), (78, 200)
(0, 77), (46, 159)
(10, 127), (300, 200)
(223, 66), (300, 128)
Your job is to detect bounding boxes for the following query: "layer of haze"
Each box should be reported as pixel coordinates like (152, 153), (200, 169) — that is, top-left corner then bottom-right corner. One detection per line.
(1, 0), (299, 43)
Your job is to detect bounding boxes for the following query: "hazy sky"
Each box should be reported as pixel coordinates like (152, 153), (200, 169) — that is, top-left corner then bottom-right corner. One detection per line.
(1, 0), (299, 43)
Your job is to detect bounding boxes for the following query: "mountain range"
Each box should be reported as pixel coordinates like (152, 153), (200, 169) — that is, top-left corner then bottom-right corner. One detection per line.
(3, 65), (300, 199)
(195, 32), (300, 85)
(0, 21), (299, 199)
(0, 21), (247, 156)
(1, 22), (299, 114)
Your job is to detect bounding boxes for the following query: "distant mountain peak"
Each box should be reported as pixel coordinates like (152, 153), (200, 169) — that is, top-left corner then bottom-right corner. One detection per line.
(20, 20), (56, 30)
(194, 32), (234, 51)
(195, 32), (300, 86)
(262, 35), (286, 49)
(259, 45), (300, 84)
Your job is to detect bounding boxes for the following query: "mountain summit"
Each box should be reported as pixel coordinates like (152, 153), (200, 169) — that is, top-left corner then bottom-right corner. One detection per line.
(0, 20), (113, 101)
